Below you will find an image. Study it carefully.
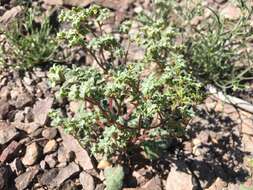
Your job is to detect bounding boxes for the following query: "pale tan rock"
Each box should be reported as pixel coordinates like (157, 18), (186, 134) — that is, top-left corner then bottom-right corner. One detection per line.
(22, 142), (41, 166)
(44, 140), (58, 154)
(97, 160), (112, 170)
(221, 3), (241, 20)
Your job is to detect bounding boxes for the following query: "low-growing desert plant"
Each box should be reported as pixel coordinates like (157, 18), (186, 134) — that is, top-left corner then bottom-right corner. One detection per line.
(49, 3), (203, 159)
(49, 0), (253, 161)
(0, 8), (58, 70)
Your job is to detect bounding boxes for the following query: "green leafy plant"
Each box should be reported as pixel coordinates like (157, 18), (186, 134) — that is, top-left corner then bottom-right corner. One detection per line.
(1, 8), (58, 70)
(184, 2), (253, 91)
(49, 3), (203, 160)
(104, 166), (124, 190)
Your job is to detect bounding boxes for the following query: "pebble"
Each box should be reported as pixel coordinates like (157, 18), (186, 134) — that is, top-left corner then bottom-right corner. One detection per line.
(42, 127), (58, 139)
(22, 142), (41, 166)
(43, 140), (58, 154)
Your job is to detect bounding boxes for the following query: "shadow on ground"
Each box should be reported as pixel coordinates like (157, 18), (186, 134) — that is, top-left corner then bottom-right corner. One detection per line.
(126, 107), (250, 189)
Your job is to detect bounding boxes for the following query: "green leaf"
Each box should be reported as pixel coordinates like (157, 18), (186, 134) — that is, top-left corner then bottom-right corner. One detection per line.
(104, 166), (124, 190)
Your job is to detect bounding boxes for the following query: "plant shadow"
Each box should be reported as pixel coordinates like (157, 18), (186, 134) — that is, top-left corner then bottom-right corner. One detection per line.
(126, 106), (250, 189)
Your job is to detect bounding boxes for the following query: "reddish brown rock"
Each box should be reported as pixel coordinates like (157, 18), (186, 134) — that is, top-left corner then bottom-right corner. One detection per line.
(0, 123), (19, 145)
(0, 141), (21, 163)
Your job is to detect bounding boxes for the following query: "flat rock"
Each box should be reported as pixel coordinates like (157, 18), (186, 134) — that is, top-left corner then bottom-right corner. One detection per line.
(33, 97), (54, 126)
(10, 88), (33, 109)
(0, 140), (21, 163)
(22, 142), (41, 166)
(0, 6), (22, 25)
(50, 162), (80, 187)
(166, 161), (194, 190)
(80, 171), (95, 190)
(15, 168), (39, 190)
(39, 168), (59, 186)
(14, 122), (40, 134)
(0, 123), (19, 145)
(59, 128), (93, 170)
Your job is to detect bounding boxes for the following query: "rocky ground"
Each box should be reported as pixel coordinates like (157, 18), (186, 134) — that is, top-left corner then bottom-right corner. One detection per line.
(0, 0), (253, 190)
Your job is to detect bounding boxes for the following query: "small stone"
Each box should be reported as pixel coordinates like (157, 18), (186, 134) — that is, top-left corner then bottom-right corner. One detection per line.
(0, 6), (22, 25)
(206, 177), (227, 190)
(45, 154), (57, 168)
(15, 168), (39, 190)
(183, 141), (193, 154)
(30, 128), (43, 139)
(69, 101), (82, 114)
(221, 3), (241, 20)
(193, 138), (201, 146)
(59, 128), (93, 170)
(14, 111), (25, 122)
(142, 175), (162, 190)
(42, 127), (58, 139)
(51, 162), (80, 187)
(23, 76), (33, 85)
(10, 89), (33, 109)
(24, 107), (34, 122)
(33, 97), (54, 126)
(0, 99), (10, 119)
(44, 140), (58, 154)
(0, 141), (21, 163)
(197, 130), (210, 144)
(57, 146), (68, 163)
(0, 123), (19, 145)
(40, 160), (48, 170)
(166, 161), (194, 190)
(0, 86), (10, 101)
(10, 158), (24, 176)
(57, 162), (68, 168)
(97, 160), (112, 170)
(39, 168), (59, 186)
(60, 179), (77, 190)
(22, 142), (41, 166)
(79, 172), (95, 190)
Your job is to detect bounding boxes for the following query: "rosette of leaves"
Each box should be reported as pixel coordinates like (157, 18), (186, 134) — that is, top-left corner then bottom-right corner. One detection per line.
(49, 4), (204, 159)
